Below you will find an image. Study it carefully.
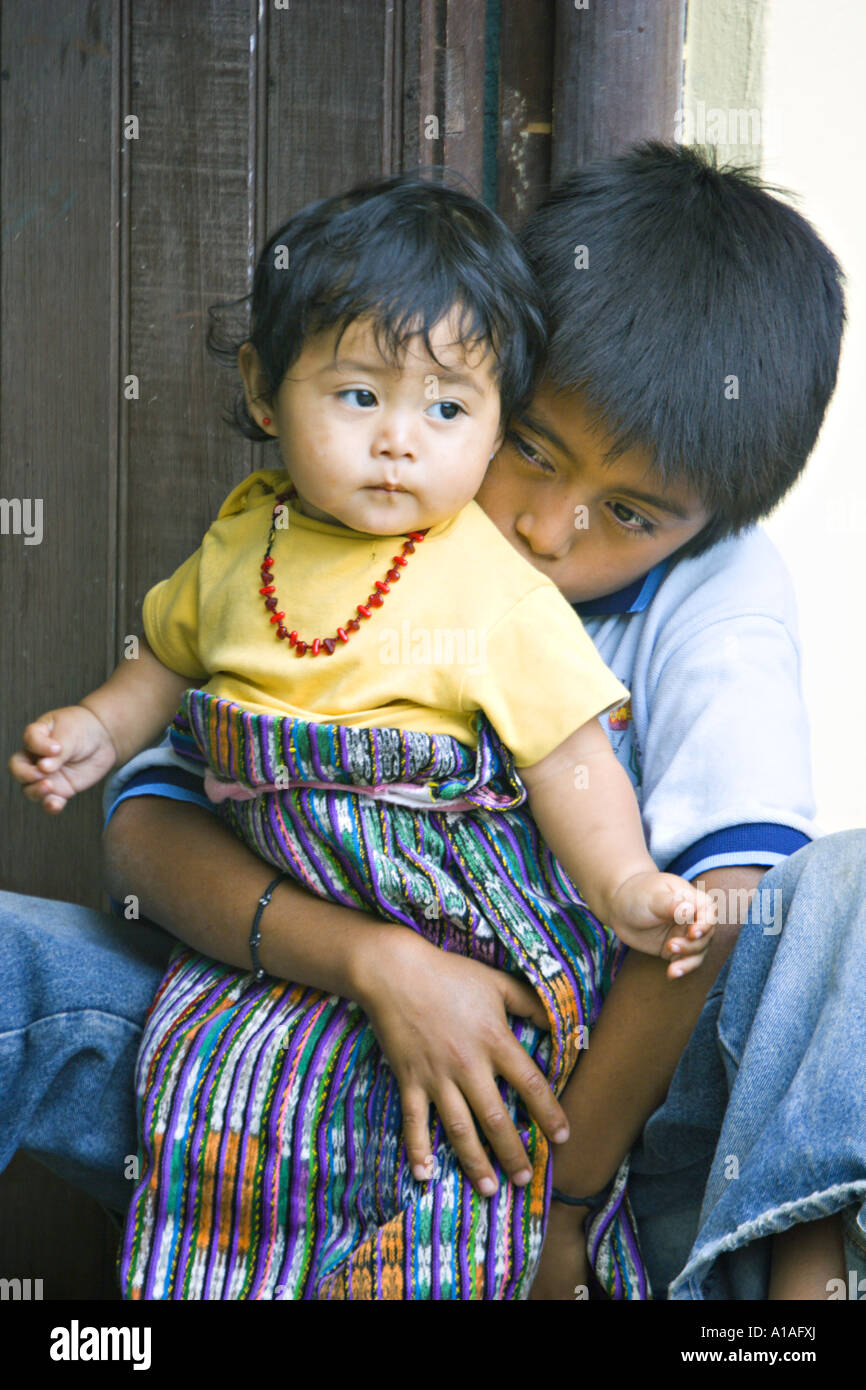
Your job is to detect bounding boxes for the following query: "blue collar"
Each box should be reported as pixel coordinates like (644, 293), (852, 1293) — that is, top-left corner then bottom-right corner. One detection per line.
(574, 559), (669, 618)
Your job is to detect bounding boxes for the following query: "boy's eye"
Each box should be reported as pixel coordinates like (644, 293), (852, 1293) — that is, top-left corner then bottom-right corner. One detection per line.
(608, 501), (656, 536)
(426, 400), (464, 421)
(505, 429), (554, 473)
(339, 388), (378, 408)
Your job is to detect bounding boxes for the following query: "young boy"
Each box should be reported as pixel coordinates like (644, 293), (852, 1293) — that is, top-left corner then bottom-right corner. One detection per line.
(8, 145), (847, 1297)
(508, 142), (844, 1297)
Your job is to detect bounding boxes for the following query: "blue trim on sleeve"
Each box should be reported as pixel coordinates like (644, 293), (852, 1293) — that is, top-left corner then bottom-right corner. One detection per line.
(103, 766), (215, 829)
(664, 823), (811, 881)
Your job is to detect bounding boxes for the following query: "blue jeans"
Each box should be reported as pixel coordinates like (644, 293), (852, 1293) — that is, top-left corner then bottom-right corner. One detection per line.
(629, 830), (866, 1297)
(0, 898), (173, 1212)
(2, 831), (865, 1296)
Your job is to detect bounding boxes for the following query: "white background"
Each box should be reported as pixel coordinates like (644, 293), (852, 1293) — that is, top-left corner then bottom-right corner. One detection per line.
(761, 0), (866, 832)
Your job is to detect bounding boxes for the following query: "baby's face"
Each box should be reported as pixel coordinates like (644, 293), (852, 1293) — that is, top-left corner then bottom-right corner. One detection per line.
(250, 311), (503, 534)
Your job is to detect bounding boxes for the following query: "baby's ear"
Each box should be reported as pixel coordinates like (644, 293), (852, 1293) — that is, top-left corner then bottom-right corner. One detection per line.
(237, 342), (274, 427)
(490, 423), (506, 460)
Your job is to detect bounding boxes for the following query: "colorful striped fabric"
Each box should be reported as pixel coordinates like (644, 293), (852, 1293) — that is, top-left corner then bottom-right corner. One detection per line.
(120, 690), (649, 1299)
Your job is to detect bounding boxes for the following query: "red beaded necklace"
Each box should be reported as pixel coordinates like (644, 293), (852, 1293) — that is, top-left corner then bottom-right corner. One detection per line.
(258, 487), (427, 656)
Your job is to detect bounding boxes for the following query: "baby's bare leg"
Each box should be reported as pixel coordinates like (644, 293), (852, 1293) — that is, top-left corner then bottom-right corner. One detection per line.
(530, 919), (741, 1300)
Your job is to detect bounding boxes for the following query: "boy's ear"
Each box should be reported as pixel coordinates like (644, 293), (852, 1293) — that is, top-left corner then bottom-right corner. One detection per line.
(237, 341), (276, 433)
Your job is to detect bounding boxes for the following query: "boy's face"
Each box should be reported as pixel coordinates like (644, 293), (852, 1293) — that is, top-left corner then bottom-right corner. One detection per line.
(477, 382), (711, 603)
(240, 312), (503, 534)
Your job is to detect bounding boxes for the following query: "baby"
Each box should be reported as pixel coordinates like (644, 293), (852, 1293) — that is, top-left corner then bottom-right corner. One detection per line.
(12, 174), (714, 1299)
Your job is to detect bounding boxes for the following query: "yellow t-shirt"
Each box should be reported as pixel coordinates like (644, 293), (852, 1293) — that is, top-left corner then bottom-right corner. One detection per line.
(142, 469), (629, 768)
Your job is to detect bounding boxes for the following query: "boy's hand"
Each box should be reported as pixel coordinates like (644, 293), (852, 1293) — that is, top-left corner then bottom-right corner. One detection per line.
(605, 872), (717, 979)
(355, 928), (570, 1197)
(8, 706), (119, 813)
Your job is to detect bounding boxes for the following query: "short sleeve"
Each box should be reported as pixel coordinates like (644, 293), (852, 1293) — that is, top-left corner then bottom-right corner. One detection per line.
(215, 468), (287, 520)
(142, 546), (209, 679)
(639, 613), (817, 876)
(459, 585), (629, 767)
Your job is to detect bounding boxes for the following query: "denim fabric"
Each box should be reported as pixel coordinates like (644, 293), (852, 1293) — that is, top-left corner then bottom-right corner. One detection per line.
(0, 892), (173, 1212)
(2, 830), (865, 1296)
(628, 830), (866, 1299)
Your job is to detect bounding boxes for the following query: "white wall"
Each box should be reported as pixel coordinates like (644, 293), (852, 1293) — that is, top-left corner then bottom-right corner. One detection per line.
(683, 0), (866, 833)
(760, 0), (866, 832)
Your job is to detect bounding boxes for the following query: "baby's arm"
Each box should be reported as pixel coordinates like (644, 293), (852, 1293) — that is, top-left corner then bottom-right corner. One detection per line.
(9, 638), (194, 814)
(520, 716), (716, 976)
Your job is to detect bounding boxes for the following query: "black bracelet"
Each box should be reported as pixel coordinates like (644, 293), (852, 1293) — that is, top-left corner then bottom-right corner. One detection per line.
(249, 873), (288, 981)
(551, 1173), (616, 1211)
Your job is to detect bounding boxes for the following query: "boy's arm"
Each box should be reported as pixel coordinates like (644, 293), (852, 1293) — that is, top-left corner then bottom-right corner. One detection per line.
(546, 863), (765, 1199)
(520, 717), (715, 972)
(631, 540), (816, 883)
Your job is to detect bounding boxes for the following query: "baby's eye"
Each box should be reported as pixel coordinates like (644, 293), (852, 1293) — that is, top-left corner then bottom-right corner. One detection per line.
(426, 400), (464, 421)
(339, 388), (378, 408)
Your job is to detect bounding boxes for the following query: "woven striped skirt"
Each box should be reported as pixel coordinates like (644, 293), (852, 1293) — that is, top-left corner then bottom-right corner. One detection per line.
(119, 690), (649, 1300)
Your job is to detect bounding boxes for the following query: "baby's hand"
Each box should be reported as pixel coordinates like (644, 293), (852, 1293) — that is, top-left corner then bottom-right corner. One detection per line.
(8, 706), (118, 814)
(605, 872), (717, 979)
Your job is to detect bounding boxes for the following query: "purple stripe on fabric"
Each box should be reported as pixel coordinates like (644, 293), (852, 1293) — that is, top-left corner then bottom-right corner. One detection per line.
(260, 713), (275, 785)
(318, 1036), (365, 1298)
(431, 1173), (443, 1300)
(502, 1185), (522, 1300)
(303, 1011), (367, 1297)
(307, 725), (329, 783)
(288, 996), (342, 1297)
(263, 797), (329, 898)
(589, 1188), (626, 1298)
(458, 1169), (473, 1296)
(355, 797), (420, 930)
(461, 819), (565, 1001)
(273, 1010), (367, 1302)
(320, 790), (373, 904)
(185, 981), (276, 1297)
(241, 709), (255, 787)
(481, 813), (603, 1027)
(623, 1207), (647, 1298)
(221, 987), (301, 1298)
(128, 959), (222, 1293)
(140, 971), (248, 1299)
(284, 1001), (351, 1294)
(484, 1181), (499, 1296)
(174, 975), (274, 1298)
(120, 955), (213, 1285)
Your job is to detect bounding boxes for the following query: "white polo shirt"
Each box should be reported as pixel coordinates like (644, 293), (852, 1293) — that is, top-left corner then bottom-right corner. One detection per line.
(575, 524), (816, 879)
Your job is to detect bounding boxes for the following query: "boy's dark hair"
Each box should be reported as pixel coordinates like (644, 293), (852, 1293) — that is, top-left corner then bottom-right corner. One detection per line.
(208, 173), (546, 435)
(519, 142), (846, 556)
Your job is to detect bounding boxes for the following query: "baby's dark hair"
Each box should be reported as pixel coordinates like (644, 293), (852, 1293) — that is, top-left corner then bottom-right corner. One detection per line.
(208, 173), (546, 434)
(519, 142), (846, 556)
